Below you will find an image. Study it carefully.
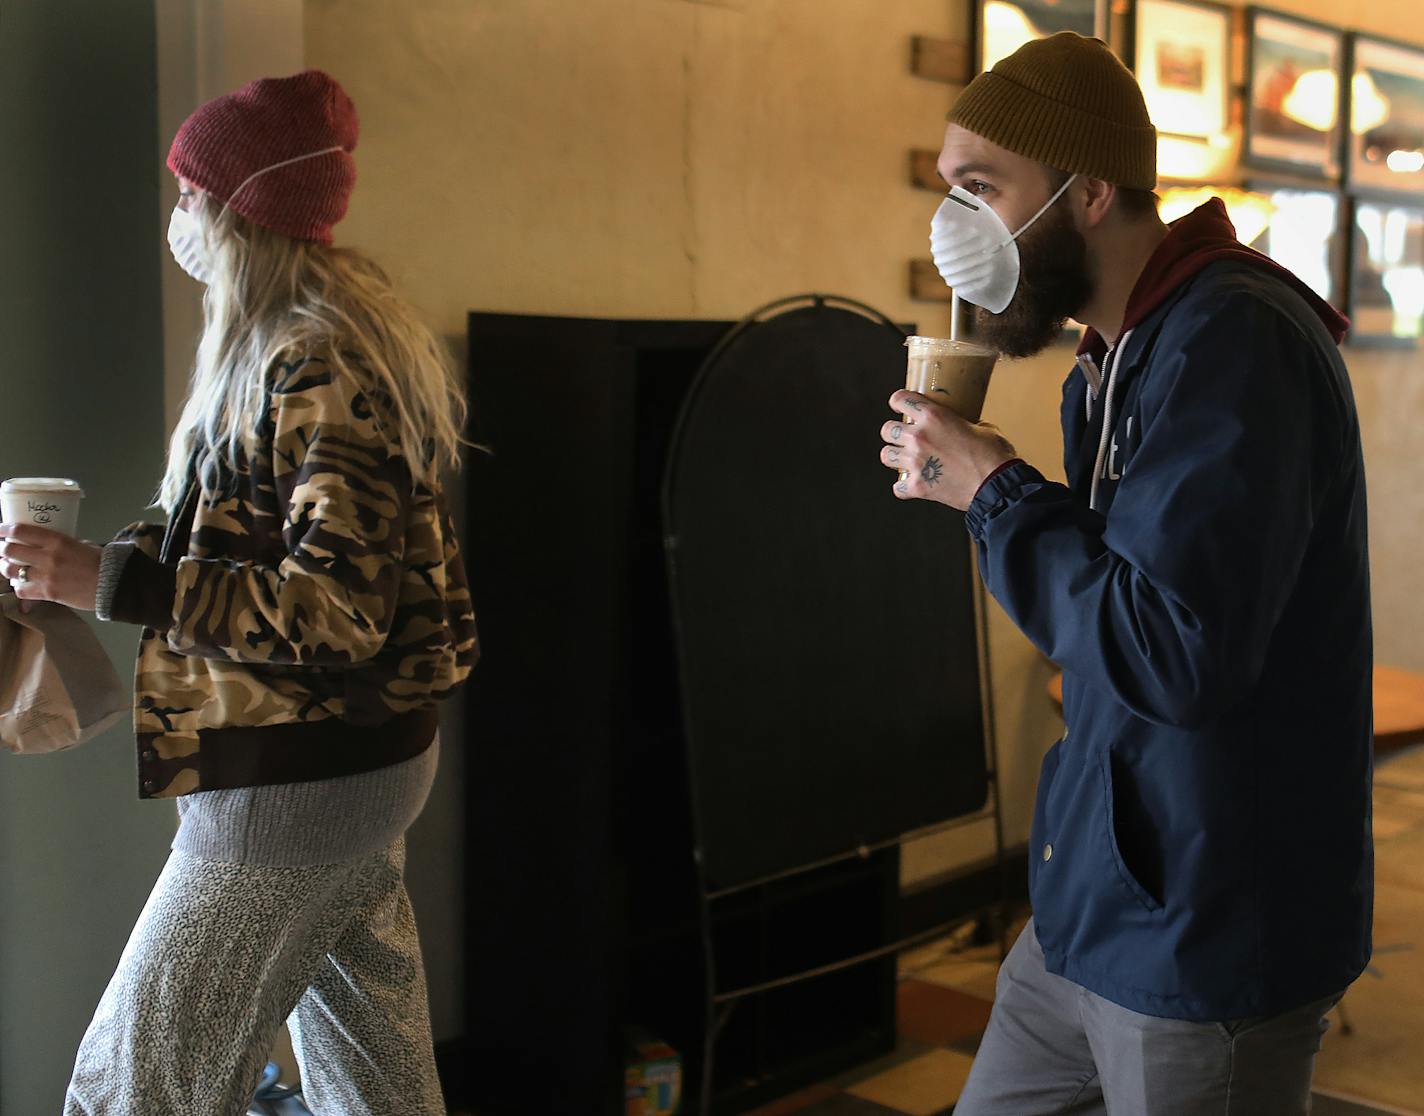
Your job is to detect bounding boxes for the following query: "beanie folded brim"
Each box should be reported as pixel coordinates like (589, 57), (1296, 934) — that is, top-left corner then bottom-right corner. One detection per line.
(950, 70), (1158, 191)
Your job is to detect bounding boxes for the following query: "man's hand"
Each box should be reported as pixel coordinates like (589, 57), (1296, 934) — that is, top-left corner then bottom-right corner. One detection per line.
(879, 390), (1019, 511)
(0, 523), (103, 611)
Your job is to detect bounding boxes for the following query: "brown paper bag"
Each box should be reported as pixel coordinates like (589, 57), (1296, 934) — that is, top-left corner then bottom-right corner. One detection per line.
(0, 588), (128, 754)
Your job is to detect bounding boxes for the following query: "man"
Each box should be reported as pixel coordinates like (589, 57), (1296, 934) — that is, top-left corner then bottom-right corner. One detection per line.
(880, 32), (1372, 1115)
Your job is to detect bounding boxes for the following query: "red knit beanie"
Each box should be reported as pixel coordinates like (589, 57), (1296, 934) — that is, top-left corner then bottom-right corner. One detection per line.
(167, 70), (359, 244)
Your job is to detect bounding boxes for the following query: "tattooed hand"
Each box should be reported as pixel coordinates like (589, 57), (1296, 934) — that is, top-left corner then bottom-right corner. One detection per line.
(879, 390), (1018, 510)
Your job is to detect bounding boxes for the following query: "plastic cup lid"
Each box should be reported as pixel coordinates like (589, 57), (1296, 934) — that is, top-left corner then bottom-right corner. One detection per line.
(1, 477), (85, 497)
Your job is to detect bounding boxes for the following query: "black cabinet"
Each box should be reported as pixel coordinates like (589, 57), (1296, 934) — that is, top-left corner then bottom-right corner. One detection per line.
(454, 298), (987, 1114)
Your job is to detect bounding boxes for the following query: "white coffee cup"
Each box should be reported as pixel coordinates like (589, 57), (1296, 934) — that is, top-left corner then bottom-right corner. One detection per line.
(1, 477), (85, 537)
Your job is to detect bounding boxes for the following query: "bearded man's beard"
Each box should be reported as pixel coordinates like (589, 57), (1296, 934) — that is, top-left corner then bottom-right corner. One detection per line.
(973, 202), (1095, 358)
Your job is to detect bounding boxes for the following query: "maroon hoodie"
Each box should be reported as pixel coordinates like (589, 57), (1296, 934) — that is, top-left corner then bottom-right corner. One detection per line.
(1076, 198), (1350, 365)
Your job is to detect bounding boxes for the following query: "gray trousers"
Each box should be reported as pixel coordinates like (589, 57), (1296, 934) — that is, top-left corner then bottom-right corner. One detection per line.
(61, 838), (444, 1116)
(955, 920), (1342, 1116)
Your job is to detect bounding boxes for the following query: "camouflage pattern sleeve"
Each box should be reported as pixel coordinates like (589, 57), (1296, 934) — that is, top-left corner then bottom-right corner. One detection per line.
(166, 357), (412, 666)
(112, 521), (166, 560)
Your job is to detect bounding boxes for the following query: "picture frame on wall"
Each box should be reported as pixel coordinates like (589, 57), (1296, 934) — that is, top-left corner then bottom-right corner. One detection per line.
(973, 0), (1109, 75)
(1244, 9), (1346, 180)
(1243, 180), (1346, 309)
(1347, 34), (1424, 196)
(1348, 193), (1424, 346)
(1130, 0), (1232, 140)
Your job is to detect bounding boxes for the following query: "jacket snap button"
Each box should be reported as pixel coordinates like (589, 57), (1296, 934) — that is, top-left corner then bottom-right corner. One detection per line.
(141, 748), (157, 763)
(141, 779), (157, 794)
(1043, 842), (1054, 862)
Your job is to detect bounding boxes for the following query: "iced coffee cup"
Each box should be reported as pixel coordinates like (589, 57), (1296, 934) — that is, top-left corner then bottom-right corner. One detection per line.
(899, 337), (998, 481)
(1, 477), (85, 536)
(903, 336), (997, 423)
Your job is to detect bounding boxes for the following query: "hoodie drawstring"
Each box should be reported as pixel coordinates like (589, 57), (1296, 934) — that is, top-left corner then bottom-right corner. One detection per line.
(1089, 328), (1134, 513)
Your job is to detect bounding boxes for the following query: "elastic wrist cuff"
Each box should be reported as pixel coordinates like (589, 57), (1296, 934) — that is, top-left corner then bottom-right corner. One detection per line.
(109, 546), (179, 630)
(965, 460), (1044, 539)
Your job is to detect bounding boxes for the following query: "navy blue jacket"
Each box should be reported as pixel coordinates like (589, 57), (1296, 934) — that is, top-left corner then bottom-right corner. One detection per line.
(965, 243), (1373, 1020)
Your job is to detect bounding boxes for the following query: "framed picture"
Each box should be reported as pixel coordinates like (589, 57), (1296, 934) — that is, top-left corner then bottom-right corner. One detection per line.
(1244, 180), (1346, 309)
(1348, 194), (1424, 345)
(1244, 9), (1346, 179)
(1131, 0), (1232, 140)
(973, 0), (1109, 75)
(1347, 34), (1424, 195)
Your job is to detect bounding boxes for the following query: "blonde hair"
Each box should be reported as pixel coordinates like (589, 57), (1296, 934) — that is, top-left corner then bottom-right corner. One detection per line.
(158, 191), (466, 512)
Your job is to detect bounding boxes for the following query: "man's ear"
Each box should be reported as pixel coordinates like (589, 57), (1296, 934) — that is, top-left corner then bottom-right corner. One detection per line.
(1079, 177), (1116, 229)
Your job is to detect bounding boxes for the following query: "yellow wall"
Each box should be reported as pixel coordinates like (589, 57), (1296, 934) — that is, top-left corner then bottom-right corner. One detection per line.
(305, 0), (1424, 891)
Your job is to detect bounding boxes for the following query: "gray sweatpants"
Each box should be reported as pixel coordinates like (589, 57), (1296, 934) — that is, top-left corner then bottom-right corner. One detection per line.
(955, 920), (1342, 1115)
(62, 743), (445, 1116)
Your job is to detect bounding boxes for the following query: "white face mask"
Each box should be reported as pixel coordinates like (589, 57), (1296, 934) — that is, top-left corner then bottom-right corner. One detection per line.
(167, 204), (213, 285)
(162, 144), (346, 286)
(929, 174), (1077, 314)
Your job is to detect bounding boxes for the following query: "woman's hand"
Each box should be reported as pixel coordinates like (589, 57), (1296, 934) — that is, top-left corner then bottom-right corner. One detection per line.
(0, 523), (103, 611)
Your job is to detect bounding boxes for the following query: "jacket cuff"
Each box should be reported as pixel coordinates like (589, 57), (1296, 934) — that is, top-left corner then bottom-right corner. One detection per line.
(94, 542), (135, 622)
(965, 460), (1046, 540)
(108, 545), (178, 630)
(972, 458), (1025, 506)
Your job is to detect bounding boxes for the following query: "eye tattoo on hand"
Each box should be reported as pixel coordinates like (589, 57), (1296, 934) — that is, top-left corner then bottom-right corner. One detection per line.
(921, 456), (943, 486)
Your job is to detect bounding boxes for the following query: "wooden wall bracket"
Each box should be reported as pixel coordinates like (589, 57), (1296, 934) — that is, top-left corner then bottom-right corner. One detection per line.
(909, 259), (952, 303)
(911, 35), (970, 85)
(909, 149), (946, 192)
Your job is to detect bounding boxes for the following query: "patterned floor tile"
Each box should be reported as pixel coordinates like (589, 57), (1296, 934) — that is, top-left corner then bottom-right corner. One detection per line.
(913, 955), (1001, 1002)
(792, 1094), (913, 1115)
(897, 979), (994, 1047)
(845, 1048), (975, 1116)
(1311, 1091), (1424, 1115)
(741, 1082), (841, 1115)
(821, 1036), (934, 1091)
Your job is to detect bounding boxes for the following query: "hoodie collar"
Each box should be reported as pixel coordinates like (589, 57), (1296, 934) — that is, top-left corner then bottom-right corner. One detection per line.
(1076, 197), (1351, 365)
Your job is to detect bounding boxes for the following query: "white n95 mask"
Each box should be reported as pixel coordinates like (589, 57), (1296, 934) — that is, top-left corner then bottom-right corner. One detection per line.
(929, 175), (1077, 314)
(167, 205), (213, 285)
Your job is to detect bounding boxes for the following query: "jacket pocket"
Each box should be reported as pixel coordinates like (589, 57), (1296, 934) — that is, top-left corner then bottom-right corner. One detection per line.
(1028, 737), (1064, 898)
(1098, 748), (1163, 913)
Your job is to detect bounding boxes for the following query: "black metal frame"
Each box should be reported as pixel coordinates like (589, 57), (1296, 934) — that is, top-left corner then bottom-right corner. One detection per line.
(969, 0), (1111, 77)
(1125, 0), (1233, 141)
(1242, 7), (1347, 181)
(1342, 191), (1424, 348)
(1343, 30), (1424, 197)
(661, 294), (1012, 1114)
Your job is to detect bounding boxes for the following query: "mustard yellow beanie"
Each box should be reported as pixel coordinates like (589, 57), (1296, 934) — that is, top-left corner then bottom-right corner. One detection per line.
(948, 32), (1157, 190)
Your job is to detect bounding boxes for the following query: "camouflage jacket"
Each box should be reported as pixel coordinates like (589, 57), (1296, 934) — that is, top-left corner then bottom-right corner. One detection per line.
(107, 353), (479, 799)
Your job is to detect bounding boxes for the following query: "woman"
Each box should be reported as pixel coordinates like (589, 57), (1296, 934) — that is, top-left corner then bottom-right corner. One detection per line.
(0, 70), (476, 1114)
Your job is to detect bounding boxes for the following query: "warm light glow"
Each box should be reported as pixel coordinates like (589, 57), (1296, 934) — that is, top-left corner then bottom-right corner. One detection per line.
(1382, 268), (1424, 337)
(1352, 71), (1390, 134)
(1157, 135), (1235, 181)
(982, 1), (1037, 71)
(1158, 187), (1276, 246)
(1386, 149), (1424, 174)
(1281, 69), (1338, 133)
